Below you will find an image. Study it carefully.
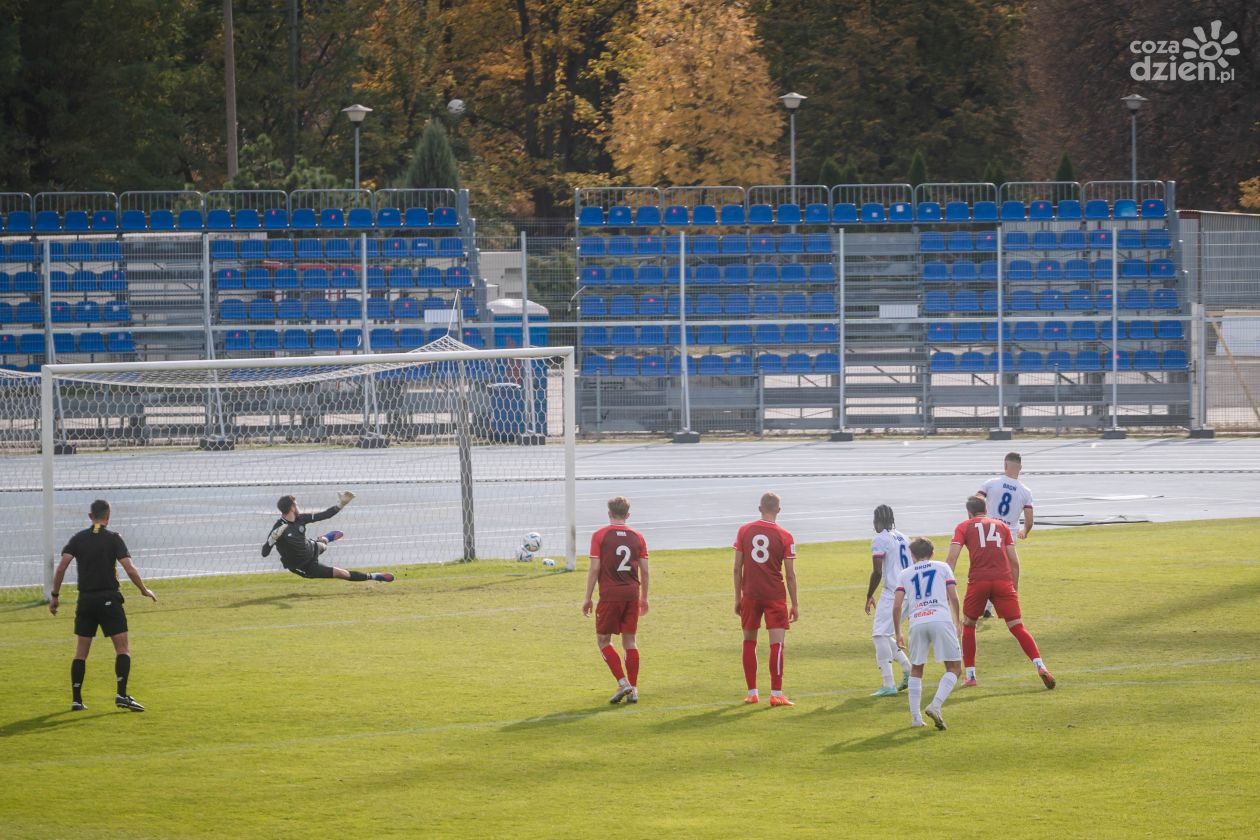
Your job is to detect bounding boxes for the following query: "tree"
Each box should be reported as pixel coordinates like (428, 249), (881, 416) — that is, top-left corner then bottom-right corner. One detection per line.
(907, 149), (927, 187)
(397, 119), (460, 190)
(983, 159), (1008, 187)
(818, 156), (844, 187)
(225, 133), (341, 192)
(838, 158), (861, 185)
(1241, 177), (1260, 211)
(1054, 151), (1076, 183)
(608, 0), (782, 186)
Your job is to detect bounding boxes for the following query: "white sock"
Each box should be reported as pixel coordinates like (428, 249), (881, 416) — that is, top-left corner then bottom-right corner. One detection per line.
(873, 636), (895, 688)
(965, 666), (976, 680)
(1033, 657), (1045, 670)
(908, 676), (923, 720)
(618, 677), (629, 687)
(770, 689), (783, 698)
(932, 672), (958, 709)
(746, 688), (759, 697)
(893, 648), (912, 676)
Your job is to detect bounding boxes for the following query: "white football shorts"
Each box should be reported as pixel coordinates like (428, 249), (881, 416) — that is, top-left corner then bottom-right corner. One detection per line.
(908, 622), (962, 665)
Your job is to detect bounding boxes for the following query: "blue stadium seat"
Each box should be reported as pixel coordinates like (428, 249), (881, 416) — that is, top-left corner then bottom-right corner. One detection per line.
(273, 268), (298, 290)
(1113, 199), (1138, 219)
(1161, 349), (1188, 370)
(90, 210), (117, 232)
(728, 324), (754, 345)
(832, 203), (859, 223)
(366, 266), (387, 289)
(305, 297), (332, 320)
(747, 235), (773, 255)
(263, 239), (293, 261)
(808, 263), (836, 284)
(5, 210), (32, 232)
(1004, 231), (1029, 251)
(956, 323), (983, 343)
(1092, 259), (1114, 279)
(35, 210), (61, 232)
(445, 266), (471, 288)
(581, 355), (610, 377)
(888, 202), (912, 223)
(941, 201), (970, 222)
(780, 263), (806, 283)
(49, 300), (71, 324)
(581, 295), (607, 318)
(971, 201), (998, 222)
(951, 262), (977, 282)
(928, 323), (953, 342)
(1098, 320), (1126, 341)
(980, 290), (998, 312)
(1147, 229), (1171, 250)
(210, 239), (236, 260)
(1084, 200), (1110, 220)
(916, 202), (943, 222)
(780, 292), (807, 314)
(1065, 260), (1091, 281)
(1046, 350), (1072, 370)
(860, 203), (885, 223)
(719, 204), (745, 225)
(1122, 288), (1150, 310)
(237, 239), (265, 261)
(757, 353), (784, 374)
(325, 238), (352, 259)
(251, 329), (280, 351)
(287, 208), (315, 229)
(410, 266), (438, 288)
(692, 235), (719, 256)
(307, 328), (337, 351)
(239, 268), (267, 290)
(276, 298), (304, 321)
(979, 260), (998, 281)
(1126, 349), (1155, 371)
(599, 235), (629, 256)
(119, 210), (147, 232)
(1075, 350), (1102, 371)
(1000, 201), (1026, 221)
(697, 354), (725, 375)
(958, 351), (986, 372)
(1149, 258), (1174, 278)
(281, 329), (310, 351)
(347, 208), (374, 229)
(784, 352), (812, 373)
(749, 293), (775, 316)
(775, 204), (802, 225)
(804, 203), (830, 224)
(259, 208), (288, 230)
(1141, 199), (1167, 219)
(1059, 230), (1085, 251)
(1032, 230), (1056, 250)
(78, 332), (106, 354)
(923, 291), (950, 313)
(1008, 259), (1034, 280)
(1153, 288), (1179, 310)
(331, 297), (359, 320)
(580, 266), (605, 287)
(1069, 321), (1096, 341)
(974, 231), (997, 253)
(233, 209), (260, 230)
(1066, 289), (1093, 310)
(781, 323), (809, 345)
(639, 294), (665, 317)
(692, 205), (717, 225)
(634, 206), (661, 227)
(103, 299), (130, 321)
(723, 265), (749, 285)
(1056, 200), (1082, 220)
(581, 326), (609, 347)
(1028, 200), (1053, 221)
(779, 233), (804, 254)
(1125, 320), (1153, 340)
(1096, 288), (1114, 310)
(747, 204), (773, 225)
(1037, 260), (1062, 281)
(1157, 320), (1183, 340)
(609, 355), (638, 376)
(206, 208), (233, 230)
(246, 299), (275, 321)
(1120, 258), (1147, 279)
(577, 206), (604, 227)
(319, 208), (346, 229)
(986, 351), (1014, 372)
(923, 261), (949, 282)
(930, 351), (956, 372)
(663, 205), (689, 226)
(302, 268), (329, 289)
(1018, 351), (1045, 372)
(218, 299), (246, 321)
(724, 294), (750, 316)
(1117, 229), (1144, 249)
(720, 234), (748, 255)
(1013, 322), (1040, 342)
(220, 330), (248, 351)
(1039, 289), (1065, 310)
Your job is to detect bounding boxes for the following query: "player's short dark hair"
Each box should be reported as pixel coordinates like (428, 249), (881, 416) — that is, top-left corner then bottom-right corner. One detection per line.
(89, 499), (110, 520)
(608, 496), (630, 519)
(966, 495), (987, 517)
(1005, 451), (1022, 464)
(873, 504), (895, 532)
(910, 537), (933, 560)
(277, 495), (296, 515)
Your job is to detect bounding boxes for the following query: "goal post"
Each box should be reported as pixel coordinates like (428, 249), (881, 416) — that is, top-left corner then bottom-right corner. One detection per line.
(18, 341), (576, 600)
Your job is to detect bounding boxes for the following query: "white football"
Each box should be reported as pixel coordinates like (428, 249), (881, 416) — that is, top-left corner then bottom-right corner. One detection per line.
(523, 531), (542, 552)
(515, 547), (534, 563)
(541, 558), (556, 568)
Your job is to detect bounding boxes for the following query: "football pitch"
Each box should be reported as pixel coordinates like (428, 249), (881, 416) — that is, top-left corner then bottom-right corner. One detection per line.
(1, 518), (1257, 839)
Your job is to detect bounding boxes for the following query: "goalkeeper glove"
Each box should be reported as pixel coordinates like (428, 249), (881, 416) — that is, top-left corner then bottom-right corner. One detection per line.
(267, 523), (287, 546)
(337, 490), (356, 508)
(321, 531), (344, 544)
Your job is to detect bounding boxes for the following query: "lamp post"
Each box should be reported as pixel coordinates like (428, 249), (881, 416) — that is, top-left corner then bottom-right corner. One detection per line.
(341, 104), (373, 189)
(779, 92), (807, 191)
(1121, 94), (1147, 200)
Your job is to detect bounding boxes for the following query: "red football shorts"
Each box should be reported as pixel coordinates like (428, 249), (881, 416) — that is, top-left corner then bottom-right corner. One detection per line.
(963, 578), (1021, 621)
(596, 599), (639, 635)
(740, 597), (789, 631)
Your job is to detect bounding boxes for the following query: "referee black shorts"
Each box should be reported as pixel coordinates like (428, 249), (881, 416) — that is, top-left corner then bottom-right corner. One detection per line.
(74, 591), (128, 638)
(287, 560), (336, 579)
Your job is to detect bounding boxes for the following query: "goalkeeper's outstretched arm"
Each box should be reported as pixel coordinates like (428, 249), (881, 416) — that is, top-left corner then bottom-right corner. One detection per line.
(296, 491), (356, 525)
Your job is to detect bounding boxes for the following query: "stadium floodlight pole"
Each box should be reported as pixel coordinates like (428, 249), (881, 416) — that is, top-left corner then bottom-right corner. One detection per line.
(990, 230), (1011, 440)
(1103, 230), (1126, 439)
(674, 232), (699, 443)
(342, 104), (373, 190)
(779, 92), (806, 197)
(1122, 94), (1147, 202)
(223, 0), (239, 179)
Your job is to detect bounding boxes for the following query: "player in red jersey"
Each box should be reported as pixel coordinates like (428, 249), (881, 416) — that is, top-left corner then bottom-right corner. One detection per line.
(945, 496), (1055, 690)
(582, 496), (650, 704)
(733, 492), (799, 707)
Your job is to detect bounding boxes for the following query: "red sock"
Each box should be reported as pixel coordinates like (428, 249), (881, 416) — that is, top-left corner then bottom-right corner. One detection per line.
(1008, 623), (1042, 661)
(769, 642), (784, 691)
(625, 648), (640, 686)
(963, 624), (977, 668)
(601, 645), (625, 682)
(742, 640), (758, 690)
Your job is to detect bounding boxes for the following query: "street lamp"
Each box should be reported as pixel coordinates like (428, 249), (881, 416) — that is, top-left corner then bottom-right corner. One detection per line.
(779, 92), (807, 189)
(1121, 94), (1147, 199)
(341, 104), (373, 189)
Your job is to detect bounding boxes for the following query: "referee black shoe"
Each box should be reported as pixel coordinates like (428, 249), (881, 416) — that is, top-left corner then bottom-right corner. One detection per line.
(71, 701), (87, 711)
(115, 694), (145, 712)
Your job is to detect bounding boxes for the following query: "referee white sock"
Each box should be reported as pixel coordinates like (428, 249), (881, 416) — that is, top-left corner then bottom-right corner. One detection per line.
(931, 672), (958, 709)
(908, 677), (923, 719)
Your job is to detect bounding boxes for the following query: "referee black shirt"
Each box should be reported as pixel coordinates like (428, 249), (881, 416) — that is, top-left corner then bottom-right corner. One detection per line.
(61, 524), (130, 593)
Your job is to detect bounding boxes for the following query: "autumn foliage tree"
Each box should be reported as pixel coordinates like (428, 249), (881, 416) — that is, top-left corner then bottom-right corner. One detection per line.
(608, 0), (782, 186)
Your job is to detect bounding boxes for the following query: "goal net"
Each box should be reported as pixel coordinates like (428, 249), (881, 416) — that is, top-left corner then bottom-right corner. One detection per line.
(3, 338), (575, 600)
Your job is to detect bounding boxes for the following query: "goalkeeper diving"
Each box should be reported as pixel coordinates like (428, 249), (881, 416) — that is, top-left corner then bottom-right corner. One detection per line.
(263, 491), (394, 583)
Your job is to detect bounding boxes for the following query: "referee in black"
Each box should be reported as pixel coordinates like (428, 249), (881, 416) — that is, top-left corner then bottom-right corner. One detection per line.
(49, 499), (157, 712)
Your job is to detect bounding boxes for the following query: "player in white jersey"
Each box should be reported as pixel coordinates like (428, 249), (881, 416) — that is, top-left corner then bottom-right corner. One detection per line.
(975, 451), (1034, 618)
(893, 538), (962, 730)
(977, 451), (1035, 538)
(864, 505), (913, 697)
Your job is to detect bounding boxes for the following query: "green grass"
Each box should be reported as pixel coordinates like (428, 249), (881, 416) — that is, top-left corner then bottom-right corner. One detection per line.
(2, 518), (1258, 839)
